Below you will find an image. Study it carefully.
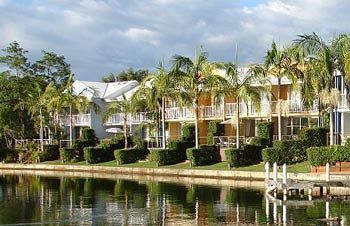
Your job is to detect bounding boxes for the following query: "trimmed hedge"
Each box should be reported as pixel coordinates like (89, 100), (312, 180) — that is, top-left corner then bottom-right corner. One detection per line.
(114, 148), (142, 165)
(59, 147), (78, 162)
(168, 140), (193, 161)
(249, 137), (269, 148)
(150, 149), (182, 166)
(83, 147), (114, 164)
(307, 145), (350, 166)
(225, 144), (262, 167)
(262, 140), (305, 165)
(298, 127), (328, 147)
(39, 144), (60, 162)
(186, 145), (220, 167)
(257, 121), (273, 146)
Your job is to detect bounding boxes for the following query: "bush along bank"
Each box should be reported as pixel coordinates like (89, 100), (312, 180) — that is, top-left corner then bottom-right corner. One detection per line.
(186, 145), (221, 167)
(225, 144), (262, 168)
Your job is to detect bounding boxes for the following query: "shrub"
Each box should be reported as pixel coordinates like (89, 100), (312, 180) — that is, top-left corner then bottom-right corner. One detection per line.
(328, 145), (350, 163)
(249, 137), (269, 148)
(150, 149), (183, 166)
(72, 140), (91, 161)
(0, 148), (19, 163)
(207, 120), (224, 145)
(168, 140), (193, 161)
(262, 140), (306, 165)
(81, 128), (99, 145)
(114, 148), (141, 165)
(298, 127), (328, 147)
(59, 147), (78, 162)
(39, 144), (60, 162)
(181, 123), (195, 143)
(226, 144), (262, 168)
(257, 121), (273, 146)
(307, 147), (330, 166)
(83, 147), (114, 164)
(186, 145), (220, 167)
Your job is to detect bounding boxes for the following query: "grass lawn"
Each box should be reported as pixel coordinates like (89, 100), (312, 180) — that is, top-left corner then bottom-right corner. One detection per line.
(41, 160), (310, 173)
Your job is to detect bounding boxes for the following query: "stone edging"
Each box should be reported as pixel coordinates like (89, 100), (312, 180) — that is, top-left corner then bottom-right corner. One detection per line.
(1, 163), (350, 182)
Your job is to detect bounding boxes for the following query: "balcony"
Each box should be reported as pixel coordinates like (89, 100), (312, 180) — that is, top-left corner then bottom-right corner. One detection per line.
(105, 112), (150, 125)
(165, 107), (194, 120)
(59, 114), (91, 126)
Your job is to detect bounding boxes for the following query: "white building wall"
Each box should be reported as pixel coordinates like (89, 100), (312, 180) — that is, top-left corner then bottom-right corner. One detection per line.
(90, 98), (107, 138)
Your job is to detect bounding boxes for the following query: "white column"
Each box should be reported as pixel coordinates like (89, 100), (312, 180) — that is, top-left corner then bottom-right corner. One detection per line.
(283, 204), (287, 225)
(326, 163), (330, 182)
(273, 162), (278, 182)
(265, 162), (270, 184)
(325, 201), (330, 219)
(265, 196), (270, 219)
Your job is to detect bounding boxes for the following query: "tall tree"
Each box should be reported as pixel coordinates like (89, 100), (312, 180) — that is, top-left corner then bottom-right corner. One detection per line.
(171, 48), (226, 148)
(217, 63), (261, 148)
(101, 73), (117, 83)
(117, 68), (149, 82)
(31, 51), (71, 86)
(103, 94), (135, 149)
(0, 41), (30, 79)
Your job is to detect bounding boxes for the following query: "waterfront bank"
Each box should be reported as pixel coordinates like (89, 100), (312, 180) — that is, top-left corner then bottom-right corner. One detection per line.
(1, 163), (350, 183)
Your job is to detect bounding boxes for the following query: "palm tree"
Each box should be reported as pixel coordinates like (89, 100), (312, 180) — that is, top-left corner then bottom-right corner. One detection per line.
(60, 74), (89, 146)
(217, 63), (261, 148)
(135, 63), (180, 149)
(253, 42), (299, 141)
(104, 94), (135, 149)
(171, 48), (226, 148)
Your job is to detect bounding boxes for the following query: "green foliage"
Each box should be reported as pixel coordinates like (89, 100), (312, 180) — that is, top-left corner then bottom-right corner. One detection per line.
(262, 140), (306, 165)
(83, 147), (114, 164)
(181, 123), (195, 144)
(257, 122), (273, 146)
(0, 148), (19, 163)
(114, 148), (143, 165)
(168, 140), (193, 161)
(225, 144), (262, 168)
(117, 68), (149, 82)
(59, 147), (79, 162)
(207, 121), (225, 145)
(186, 145), (220, 167)
(71, 140), (91, 161)
(307, 145), (350, 166)
(81, 128), (98, 145)
(298, 127), (328, 147)
(150, 149), (179, 166)
(249, 137), (269, 148)
(39, 144), (60, 162)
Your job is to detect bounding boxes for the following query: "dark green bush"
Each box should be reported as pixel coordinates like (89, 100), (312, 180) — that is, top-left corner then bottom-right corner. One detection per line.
(328, 145), (350, 163)
(0, 148), (19, 163)
(59, 147), (78, 162)
(168, 140), (193, 161)
(298, 127), (328, 147)
(225, 144), (262, 167)
(114, 148), (141, 165)
(72, 140), (92, 161)
(186, 145), (220, 167)
(249, 137), (269, 148)
(40, 144), (60, 162)
(150, 149), (182, 166)
(262, 140), (306, 165)
(307, 147), (330, 166)
(257, 121), (273, 146)
(207, 120), (224, 145)
(81, 128), (99, 145)
(181, 123), (195, 143)
(83, 147), (114, 164)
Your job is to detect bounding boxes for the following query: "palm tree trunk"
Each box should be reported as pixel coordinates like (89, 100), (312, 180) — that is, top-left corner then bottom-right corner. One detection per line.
(39, 107), (44, 152)
(124, 115), (128, 149)
(236, 97), (240, 149)
(329, 107), (334, 145)
(161, 97), (166, 149)
(278, 78), (282, 141)
(317, 97), (321, 127)
(194, 99), (199, 148)
(69, 104), (73, 147)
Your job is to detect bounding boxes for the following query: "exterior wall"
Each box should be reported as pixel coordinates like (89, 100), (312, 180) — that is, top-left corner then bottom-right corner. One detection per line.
(199, 120), (207, 144)
(168, 122), (181, 141)
(90, 98), (107, 138)
(271, 84), (288, 100)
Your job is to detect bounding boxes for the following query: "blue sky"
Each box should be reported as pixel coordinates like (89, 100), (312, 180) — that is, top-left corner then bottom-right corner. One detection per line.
(1, 0), (350, 81)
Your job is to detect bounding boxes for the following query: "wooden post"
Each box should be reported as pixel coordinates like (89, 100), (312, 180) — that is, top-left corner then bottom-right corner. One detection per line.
(283, 204), (287, 225)
(326, 162), (330, 182)
(265, 196), (269, 219)
(265, 162), (270, 188)
(325, 201), (330, 219)
(282, 163), (287, 195)
(273, 162), (278, 182)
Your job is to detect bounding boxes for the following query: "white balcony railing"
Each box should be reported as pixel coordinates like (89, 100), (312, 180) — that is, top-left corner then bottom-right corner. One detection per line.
(200, 105), (224, 118)
(59, 114), (91, 126)
(105, 112), (150, 125)
(165, 107), (195, 120)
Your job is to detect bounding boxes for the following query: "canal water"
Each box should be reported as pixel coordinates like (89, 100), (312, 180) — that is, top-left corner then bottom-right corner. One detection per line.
(0, 173), (349, 225)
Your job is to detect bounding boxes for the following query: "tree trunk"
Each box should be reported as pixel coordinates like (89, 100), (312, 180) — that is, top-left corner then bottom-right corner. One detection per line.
(317, 97), (321, 127)
(39, 107), (44, 152)
(194, 99), (199, 149)
(69, 105), (73, 147)
(329, 107), (334, 145)
(236, 97), (240, 149)
(124, 115), (128, 149)
(161, 97), (166, 149)
(278, 78), (282, 141)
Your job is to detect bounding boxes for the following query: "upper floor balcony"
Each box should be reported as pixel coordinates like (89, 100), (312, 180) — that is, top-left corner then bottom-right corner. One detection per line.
(105, 112), (150, 125)
(59, 114), (91, 127)
(165, 100), (319, 121)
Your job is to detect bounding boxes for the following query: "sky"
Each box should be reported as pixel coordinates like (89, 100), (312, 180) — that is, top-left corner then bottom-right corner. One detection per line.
(0, 0), (350, 81)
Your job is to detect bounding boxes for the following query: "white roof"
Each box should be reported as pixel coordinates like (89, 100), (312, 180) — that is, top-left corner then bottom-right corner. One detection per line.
(73, 80), (139, 101)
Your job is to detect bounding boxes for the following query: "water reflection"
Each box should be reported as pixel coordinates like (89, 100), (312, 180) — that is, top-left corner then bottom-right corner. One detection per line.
(0, 174), (348, 225)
